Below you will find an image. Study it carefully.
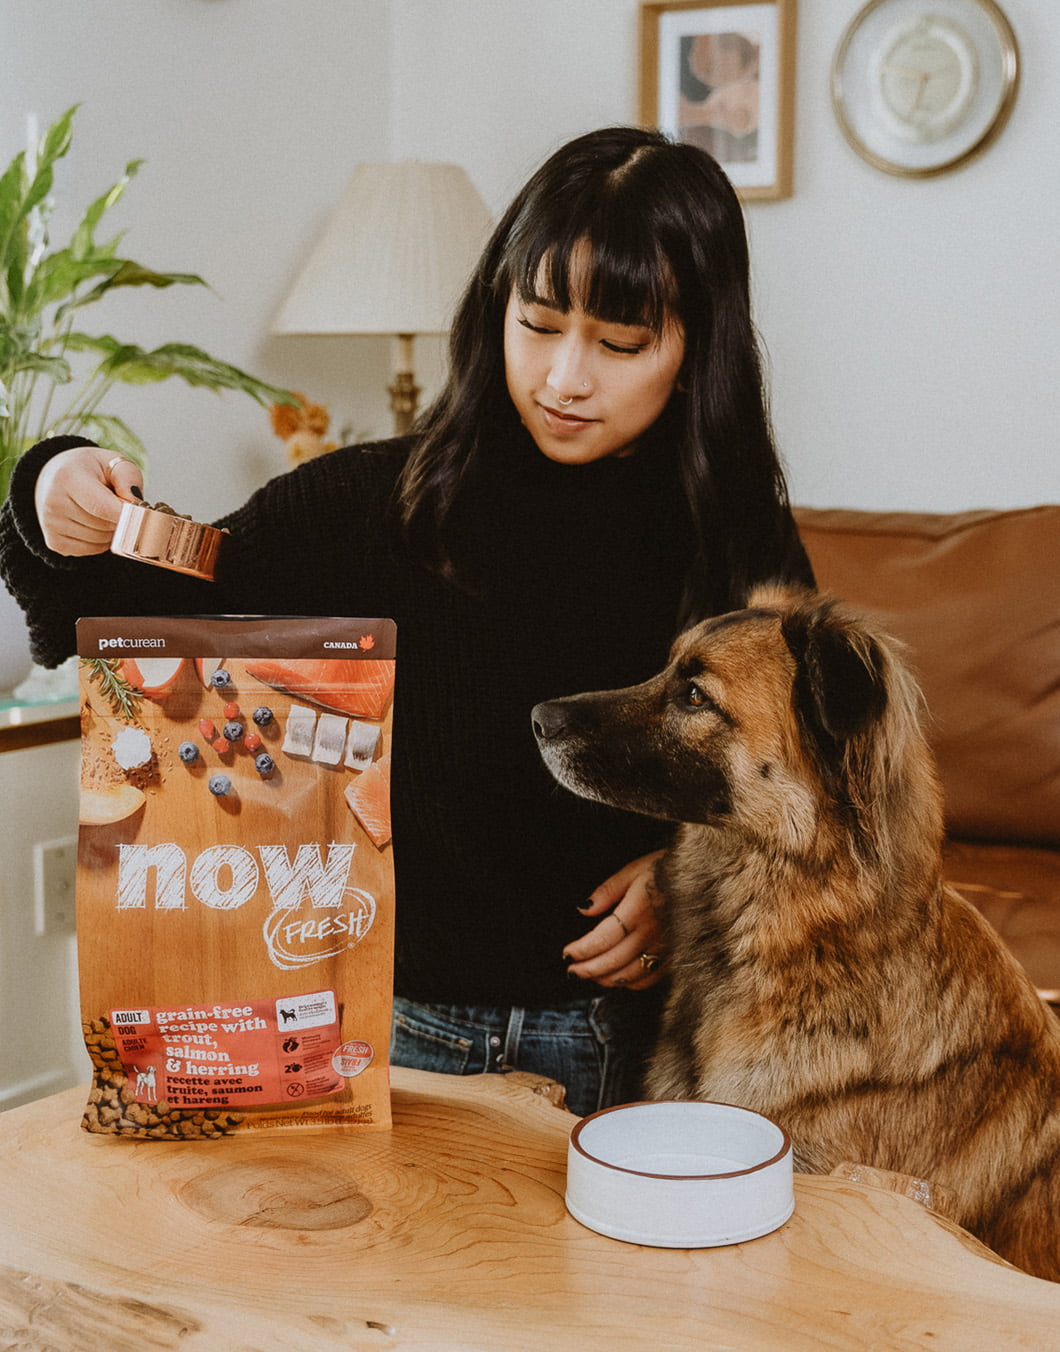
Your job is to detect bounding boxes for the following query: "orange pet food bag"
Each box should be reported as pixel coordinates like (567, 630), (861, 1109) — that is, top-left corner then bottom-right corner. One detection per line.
(74, 615), (396, 1136)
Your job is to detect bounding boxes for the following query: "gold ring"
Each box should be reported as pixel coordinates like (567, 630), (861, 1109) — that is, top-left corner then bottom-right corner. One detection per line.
(639, 952), (662, 972)
(106, 456), (125, 473)
(611, 912), (630, 936)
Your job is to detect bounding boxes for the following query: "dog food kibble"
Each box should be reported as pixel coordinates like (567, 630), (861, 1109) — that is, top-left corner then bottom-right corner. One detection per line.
(252, 706), (274, 727)
(208, 774), (232, 796)
(223, 720), (244, 742)
(255, 753), (275, 778)
(199, 718), (216, 739)
(178, 741), (199, 764)
(82, 1018), (244, 1138)
(210, 669), (231, 690)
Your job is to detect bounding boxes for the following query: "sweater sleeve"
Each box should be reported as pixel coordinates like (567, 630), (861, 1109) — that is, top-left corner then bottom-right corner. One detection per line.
(1, 438), (185, 666)
(0, 436), (407, 668)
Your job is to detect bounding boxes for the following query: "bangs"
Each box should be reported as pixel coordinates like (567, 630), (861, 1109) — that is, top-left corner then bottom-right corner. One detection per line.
(503, 221), (678, 335)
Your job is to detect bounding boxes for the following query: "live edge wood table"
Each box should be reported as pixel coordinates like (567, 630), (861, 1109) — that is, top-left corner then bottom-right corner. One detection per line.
(2, 1069), (1059, 1352)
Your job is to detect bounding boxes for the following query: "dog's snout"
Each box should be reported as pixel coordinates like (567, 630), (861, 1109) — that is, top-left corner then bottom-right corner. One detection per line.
(532, 700), (570, 741)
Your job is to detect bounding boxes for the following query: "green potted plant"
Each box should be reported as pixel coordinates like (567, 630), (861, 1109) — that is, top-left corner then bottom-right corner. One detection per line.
(0, 105), (294, 501)
(0, 106), (296, 693)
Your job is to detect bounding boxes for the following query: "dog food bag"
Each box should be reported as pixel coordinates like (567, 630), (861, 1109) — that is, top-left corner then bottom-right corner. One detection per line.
(74, 615), (396, 1137)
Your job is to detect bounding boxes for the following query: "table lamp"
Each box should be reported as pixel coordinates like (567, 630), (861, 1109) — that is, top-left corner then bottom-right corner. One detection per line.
(271, 161), (493, 434)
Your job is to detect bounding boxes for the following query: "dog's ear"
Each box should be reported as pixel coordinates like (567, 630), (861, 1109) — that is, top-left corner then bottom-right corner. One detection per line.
(782, 603), (889, 749)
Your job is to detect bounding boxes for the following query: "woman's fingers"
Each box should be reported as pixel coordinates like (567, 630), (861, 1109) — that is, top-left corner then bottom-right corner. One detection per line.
(563, 850), (668, 989)
(34, 448), (144, 555)
(103, 455), (144, 503)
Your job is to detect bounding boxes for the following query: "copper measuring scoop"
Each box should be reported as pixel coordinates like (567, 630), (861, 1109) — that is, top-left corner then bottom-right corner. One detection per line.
(110, 498), (225, 581)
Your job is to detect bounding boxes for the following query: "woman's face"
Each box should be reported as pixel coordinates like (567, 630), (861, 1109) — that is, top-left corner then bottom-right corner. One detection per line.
(503, 271), (686, 466)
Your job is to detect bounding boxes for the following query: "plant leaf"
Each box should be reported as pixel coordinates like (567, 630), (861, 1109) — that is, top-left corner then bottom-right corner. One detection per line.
(64, 333), (297, 405)
(0, 154), (29, 281)
(65, 413), (147, 467)
(69, 160), (143, 259)
(27, 252), (125, 314)
(55, 260), (207, 319)
(0, 106), (77, 309)
(37, 108), (78, 173)
(1, 351), (70, 385)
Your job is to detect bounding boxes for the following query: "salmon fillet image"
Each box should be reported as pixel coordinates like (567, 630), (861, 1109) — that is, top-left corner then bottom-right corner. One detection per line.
(246, 658), (395, 718)
(345, 754), (391, 848)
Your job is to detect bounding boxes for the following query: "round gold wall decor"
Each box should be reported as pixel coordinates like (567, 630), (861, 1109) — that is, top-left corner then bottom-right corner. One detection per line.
(831, 0), (1019, 177)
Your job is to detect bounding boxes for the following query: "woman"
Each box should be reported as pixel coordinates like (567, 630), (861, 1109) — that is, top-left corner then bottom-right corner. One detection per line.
(0, 126), (812, 1115)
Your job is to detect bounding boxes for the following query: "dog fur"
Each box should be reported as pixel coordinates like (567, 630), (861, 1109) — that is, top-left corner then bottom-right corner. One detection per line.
(532, 586), (1060, 1281)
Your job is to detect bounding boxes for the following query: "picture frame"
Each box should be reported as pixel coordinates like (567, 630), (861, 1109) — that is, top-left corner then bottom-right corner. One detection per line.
(639, 0), (797, 201)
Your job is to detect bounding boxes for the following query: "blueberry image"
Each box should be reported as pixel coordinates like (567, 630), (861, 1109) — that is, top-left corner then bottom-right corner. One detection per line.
(223, 721), (244, 741)
(210, 669), (232, 690)
(177, 741), (199, 764)
(254, 753), (276, 778)
(208, 774), (232, 797)
(252, 706), (274, 726)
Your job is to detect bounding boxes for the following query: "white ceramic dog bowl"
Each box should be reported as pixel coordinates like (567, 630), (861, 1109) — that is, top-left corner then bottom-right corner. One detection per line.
(566, 1100), (794, 1248)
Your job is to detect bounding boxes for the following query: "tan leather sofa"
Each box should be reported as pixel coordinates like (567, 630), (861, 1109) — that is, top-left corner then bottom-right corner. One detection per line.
(795, 504), (1060, 1005)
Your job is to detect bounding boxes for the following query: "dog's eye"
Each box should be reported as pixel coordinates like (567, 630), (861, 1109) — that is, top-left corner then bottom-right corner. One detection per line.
(687, 683), (708, 708)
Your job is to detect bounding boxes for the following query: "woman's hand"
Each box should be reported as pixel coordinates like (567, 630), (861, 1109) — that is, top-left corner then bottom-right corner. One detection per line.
(34, 446), (144, 556)
(563, 850), (668, 990)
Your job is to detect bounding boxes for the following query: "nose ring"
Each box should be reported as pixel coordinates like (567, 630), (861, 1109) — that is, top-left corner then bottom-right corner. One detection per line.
(558, 396), (573, 406)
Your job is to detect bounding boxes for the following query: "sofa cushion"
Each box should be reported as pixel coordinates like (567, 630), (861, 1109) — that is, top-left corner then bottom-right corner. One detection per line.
(794, 505), (1060, 848)
(943, 838), (1060, 1004)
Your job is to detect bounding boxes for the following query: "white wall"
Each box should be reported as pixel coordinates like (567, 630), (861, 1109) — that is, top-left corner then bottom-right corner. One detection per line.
(754, 0), (1059, 509)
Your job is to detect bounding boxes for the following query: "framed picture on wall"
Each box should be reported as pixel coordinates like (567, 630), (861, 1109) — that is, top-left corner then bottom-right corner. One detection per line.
(639, 0), (797, 200)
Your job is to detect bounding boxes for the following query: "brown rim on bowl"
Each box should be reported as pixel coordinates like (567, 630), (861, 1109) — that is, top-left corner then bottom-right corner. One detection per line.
(569, 1099), (792, 1180)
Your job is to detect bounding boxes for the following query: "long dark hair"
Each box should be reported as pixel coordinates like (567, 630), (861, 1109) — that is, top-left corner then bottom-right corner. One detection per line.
(399, 125), (807, 626)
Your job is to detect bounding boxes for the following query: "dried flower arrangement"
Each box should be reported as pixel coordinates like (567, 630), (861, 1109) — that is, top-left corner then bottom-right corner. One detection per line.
(268, 392), (339, 464)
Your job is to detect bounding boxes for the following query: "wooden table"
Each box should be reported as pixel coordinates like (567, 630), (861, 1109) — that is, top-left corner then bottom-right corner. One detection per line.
(2, 1067), (1059, 1351)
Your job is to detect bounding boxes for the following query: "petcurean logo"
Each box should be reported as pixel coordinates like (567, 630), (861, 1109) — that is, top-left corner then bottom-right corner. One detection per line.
(98, 637), (168, 650)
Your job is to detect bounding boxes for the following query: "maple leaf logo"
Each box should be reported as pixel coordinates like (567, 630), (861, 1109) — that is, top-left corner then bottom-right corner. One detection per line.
(358, 633), (375, 651)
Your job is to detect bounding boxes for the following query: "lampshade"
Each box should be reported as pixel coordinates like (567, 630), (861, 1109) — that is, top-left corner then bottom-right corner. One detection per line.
(271, 161), (494, 337)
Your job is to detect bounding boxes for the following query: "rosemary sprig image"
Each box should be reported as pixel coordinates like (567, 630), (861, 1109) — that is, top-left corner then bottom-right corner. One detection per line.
(80, 658), (143, 721)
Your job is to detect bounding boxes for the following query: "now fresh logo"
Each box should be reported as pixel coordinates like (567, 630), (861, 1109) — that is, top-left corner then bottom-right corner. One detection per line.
(115, 841), (377, 971)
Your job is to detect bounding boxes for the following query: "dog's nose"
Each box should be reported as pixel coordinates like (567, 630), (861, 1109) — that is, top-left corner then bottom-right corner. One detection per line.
(531, 700), (569, 741)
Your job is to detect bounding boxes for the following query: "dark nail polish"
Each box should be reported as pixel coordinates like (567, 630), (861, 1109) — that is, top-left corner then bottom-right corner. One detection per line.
(130, 485), (143, 500)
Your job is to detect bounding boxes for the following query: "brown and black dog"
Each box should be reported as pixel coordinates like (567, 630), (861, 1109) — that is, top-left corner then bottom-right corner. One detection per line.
(533, 586), (1060, 1281)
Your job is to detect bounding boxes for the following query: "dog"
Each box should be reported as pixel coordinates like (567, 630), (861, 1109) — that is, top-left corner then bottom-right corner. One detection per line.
(533, 585), (1060, 1281)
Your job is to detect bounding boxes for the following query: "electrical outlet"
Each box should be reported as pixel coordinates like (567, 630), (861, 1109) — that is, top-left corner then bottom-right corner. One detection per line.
(33, 836), (79, 936)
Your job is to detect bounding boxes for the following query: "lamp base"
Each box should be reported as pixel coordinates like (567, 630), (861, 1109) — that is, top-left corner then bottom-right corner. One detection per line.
(388, 369), (420, 437)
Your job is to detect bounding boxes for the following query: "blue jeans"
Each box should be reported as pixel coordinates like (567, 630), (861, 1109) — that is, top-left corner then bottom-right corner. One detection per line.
(390, 992), (660, 1118)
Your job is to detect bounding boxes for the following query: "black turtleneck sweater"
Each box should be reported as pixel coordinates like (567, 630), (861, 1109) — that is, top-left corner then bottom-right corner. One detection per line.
(0, 430), (804, 1007)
